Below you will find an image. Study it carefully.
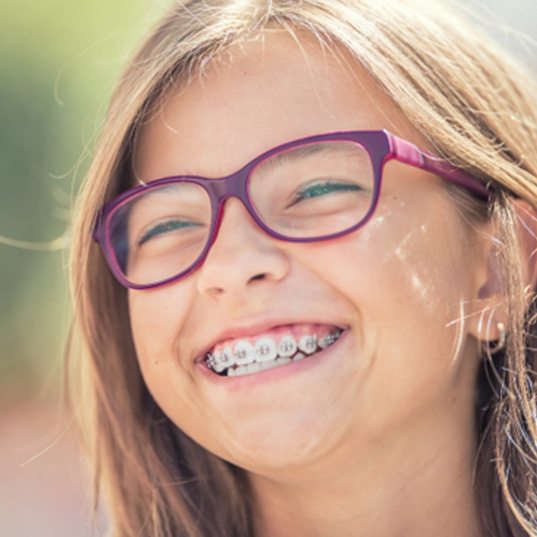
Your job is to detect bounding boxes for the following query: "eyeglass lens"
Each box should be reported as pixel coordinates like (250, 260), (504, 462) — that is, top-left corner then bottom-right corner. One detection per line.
(108, 140), (375, 286)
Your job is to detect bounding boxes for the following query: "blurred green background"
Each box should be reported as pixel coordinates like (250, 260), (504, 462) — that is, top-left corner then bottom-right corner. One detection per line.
(0, 1), (166, 535)
(1, 0), (167, 402)
(0, 1), (535, 536)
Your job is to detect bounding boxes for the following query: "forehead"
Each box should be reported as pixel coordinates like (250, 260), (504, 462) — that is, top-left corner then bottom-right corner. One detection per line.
(133, 30), (416, 181)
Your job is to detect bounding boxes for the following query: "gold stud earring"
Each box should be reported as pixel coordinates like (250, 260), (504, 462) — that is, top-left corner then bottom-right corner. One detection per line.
(489, 322), (507, 354)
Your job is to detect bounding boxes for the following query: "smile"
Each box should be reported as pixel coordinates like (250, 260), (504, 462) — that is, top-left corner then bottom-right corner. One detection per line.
(204, 324), (344, 377)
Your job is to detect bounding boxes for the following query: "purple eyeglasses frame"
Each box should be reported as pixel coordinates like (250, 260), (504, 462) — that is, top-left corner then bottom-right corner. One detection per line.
(92, 129), (490, 290)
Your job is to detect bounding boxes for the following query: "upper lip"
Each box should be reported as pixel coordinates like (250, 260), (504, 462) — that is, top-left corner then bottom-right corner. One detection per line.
(193, 317), (349, 363)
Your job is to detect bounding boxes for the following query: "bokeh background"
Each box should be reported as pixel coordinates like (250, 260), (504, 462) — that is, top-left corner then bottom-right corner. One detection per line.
(0, 1), (536, 536)
(0, 1), (167, 535)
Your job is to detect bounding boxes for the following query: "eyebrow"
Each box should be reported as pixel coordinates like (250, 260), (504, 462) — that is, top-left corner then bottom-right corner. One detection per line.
(256, 141), (369, 173)
(128, 184), (208, 218)
(139, 140), (369, 185)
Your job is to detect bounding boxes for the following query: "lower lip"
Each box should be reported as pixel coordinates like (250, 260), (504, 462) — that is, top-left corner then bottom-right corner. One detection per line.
(195, 329), (350, 390)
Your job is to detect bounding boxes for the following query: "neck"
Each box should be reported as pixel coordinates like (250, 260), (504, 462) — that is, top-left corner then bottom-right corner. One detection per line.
(249, 401), (484, 537)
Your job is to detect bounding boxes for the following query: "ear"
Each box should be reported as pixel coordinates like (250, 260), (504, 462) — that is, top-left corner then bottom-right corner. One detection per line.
(466, 197), (537, 344)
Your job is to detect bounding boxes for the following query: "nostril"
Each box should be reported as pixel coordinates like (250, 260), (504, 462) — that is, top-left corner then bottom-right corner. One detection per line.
(250, 273), (268, 282)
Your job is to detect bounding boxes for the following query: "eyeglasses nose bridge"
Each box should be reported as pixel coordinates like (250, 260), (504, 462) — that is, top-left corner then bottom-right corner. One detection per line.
(203, 164), (260, 246)
(210, 163), (251, 200)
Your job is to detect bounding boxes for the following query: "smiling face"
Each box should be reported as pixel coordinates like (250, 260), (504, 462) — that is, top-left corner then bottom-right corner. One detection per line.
(129, 31), (490, 475)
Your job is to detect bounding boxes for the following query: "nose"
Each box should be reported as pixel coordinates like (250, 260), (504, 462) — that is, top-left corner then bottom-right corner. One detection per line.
(196, 198), (290, 299)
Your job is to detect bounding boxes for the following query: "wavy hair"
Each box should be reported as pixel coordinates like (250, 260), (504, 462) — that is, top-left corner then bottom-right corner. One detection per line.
(68, 1), (537, 535)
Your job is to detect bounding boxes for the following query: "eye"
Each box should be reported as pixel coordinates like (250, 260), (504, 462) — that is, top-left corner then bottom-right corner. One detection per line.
(287, 180), (363, 207)
(137, 219), (202, 246)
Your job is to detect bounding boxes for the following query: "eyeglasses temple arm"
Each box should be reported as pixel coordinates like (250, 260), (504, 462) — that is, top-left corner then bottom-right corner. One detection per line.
(92, 212), (103, 243)
(386, 131), (490, 201)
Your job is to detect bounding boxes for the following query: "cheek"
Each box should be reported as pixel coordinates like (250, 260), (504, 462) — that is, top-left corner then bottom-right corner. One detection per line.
(295, 197), (477, 424)
(127, 283), (220, 446)
(128, 283), (195, 375)
(303, 207), (467, 323)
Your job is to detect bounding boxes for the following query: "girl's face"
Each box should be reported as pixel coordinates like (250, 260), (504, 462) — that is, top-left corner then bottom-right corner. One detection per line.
(129, 32), (490, 473)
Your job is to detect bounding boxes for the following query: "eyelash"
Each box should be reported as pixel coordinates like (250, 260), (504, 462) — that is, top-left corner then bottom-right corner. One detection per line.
(138, 220), (200, 245)
(291, 181), (362, 204)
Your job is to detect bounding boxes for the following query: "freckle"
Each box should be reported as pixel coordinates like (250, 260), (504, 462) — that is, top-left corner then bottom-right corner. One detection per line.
(154, 360), (159, 366)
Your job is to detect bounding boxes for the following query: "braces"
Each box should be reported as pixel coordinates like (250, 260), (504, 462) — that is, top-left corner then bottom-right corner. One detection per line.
(205, 330), (343, 372)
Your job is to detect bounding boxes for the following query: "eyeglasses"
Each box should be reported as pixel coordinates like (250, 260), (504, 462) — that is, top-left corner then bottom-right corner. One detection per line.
(92, 129), (489, 289)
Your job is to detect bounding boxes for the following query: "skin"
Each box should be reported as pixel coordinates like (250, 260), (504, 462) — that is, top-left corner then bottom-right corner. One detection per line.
(130, 31), (503, 537)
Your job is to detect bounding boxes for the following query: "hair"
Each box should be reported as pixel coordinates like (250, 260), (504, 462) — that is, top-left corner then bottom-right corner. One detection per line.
(68, 0), (537, 535)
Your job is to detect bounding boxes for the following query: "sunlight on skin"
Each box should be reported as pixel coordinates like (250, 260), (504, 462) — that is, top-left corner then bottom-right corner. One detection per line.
(129, 31), (495, 537)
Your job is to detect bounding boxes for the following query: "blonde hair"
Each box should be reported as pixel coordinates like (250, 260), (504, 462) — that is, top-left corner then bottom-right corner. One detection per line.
(69, 1), (537, 535)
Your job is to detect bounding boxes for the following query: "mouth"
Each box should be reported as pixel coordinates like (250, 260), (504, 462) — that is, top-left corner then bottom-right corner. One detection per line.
(202, 323), (346, 378)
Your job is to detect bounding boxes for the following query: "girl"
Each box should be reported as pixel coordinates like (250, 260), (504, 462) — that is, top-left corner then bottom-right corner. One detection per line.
(70, 1), (537, 535)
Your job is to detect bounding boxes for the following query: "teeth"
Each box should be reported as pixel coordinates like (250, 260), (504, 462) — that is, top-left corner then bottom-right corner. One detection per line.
(278, 335), (298, 357)
(232, 364), (253, 376)
(206, 328), (344, 376)
(210, 353), (226, 373)
(318, 333), (338, 349)
(209, 349), (233, 372)
(262, 361), (282, 372)
(233, 341), (255, 365)
(228, 360), (285, 376)
(298, 335), (317, 355)
(254, 336), (278, 362)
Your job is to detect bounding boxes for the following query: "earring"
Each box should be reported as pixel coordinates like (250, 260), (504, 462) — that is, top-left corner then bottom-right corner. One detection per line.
(488, 322), (507, 354)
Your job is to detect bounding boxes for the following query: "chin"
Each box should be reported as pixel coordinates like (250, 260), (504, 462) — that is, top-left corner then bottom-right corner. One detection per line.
(219, 415), (338, 474)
